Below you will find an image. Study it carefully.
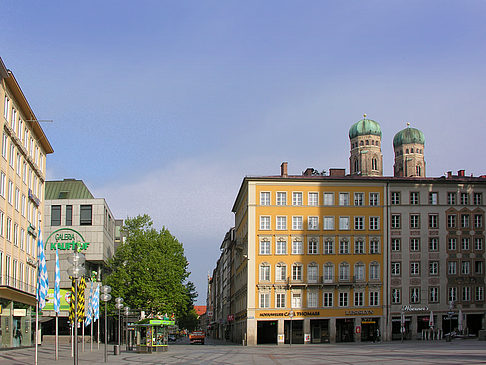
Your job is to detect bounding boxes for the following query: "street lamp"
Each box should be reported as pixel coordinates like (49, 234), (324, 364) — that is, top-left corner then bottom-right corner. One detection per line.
(124, 306), (130, 351)
(289, 310), (294, 347)
(115, 298), (124, 353)
(100, 286), (112, 362)
(67, 251), (86, 365)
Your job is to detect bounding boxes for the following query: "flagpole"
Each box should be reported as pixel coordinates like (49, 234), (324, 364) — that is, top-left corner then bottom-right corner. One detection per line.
(90, 321), (93, 352)
(97, 318), (100, 350)
(55, 312), (59, 360)
(35, 303), (38, 365)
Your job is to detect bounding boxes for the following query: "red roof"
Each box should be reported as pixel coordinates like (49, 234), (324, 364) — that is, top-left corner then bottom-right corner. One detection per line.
(194, 306), (207, 316)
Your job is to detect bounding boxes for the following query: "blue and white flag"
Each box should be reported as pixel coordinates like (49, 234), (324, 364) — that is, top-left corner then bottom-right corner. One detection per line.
(92, 284), (100, 322)
(36, 228), (48, 310)
(85, 282), (93, 327)
(54, 245), (61, 313)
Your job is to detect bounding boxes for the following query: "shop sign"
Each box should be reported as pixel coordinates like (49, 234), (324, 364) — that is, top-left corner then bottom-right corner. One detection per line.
(401, 305), (429, 312)
(227, 314), (234, 322)
(345, 310), (373, 316)
(149, 319), (175, 325)
(259, 311), (319, 318)
(355, 325), (361, 334)
(13, 309), (27, 317)
(207, 311), (213, 317)
(43, 289), (72, 311)
(46, 228), (90, 251)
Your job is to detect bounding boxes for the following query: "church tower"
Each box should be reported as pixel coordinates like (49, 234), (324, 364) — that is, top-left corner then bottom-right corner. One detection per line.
(393, 123), (426, 177)
(349, 115), (383, 176)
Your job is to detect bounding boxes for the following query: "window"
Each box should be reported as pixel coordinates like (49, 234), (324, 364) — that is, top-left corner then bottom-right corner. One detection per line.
(259, 239), (270, 255)
(476, 287), (484, 301)
(354, 192), (364, 206)
(460, 192), (469, 205)
(391, 192), (401, 205)
(323, 292), (333, 307)
(354, 239), (364, 254)
(9, 144), (14, 168)
(323, 192), (334, 205)
(51, 205), (61, 226)
(448, 287), (457, 302)
(22, 162), (27, 183)
(410, 192), (419, 205)
(429, 214), (438, 229)
(323, 239), (334, 254)
(473, 193), (482, 205)
(0, 210), (3, 237)
(448, 261), (457, 275)
(429, 237), (439, 251)
(307, 291), (318, 308)
(370, 262), (380, 280)
(391, 214), (401, 229)
(308, 239), (318, 254)
(66, 205), (73, 226)
(260, 216), (271, 230)
(291, 239), (303, 254)
(474, 261), (483, 274)
(16, 153), (20, 176)
(276, 216), (287, 230)
(462, 261), (470, 275)
(6, 217), (11, 241)
(14, 188), (19, 211)
(259, 293), (270, 308)
(463, 287), (471, 301)
(447, 214), (456, 228)
(292, 192), (303, 206)
(462, 238), (470, 251)
(411, 262), (420, 276)
(339, 217), (350, 230)
(410, 214), (420, 229)
(276, 239), (287, 254)
(339, 239), (349, 254)
(291, 293), (302, 308)
(392, 288), (401, 304)
(2, 134), (7, 159)
(80, 205), (92, 225)
(354, 291), (364, 306)
(276, 293), (286, 308)
(339, 193), (349, 206)
(369, 192), (379, 206)
(259, 264), (270, 281)
(13, 223), (18, 246)
(448, 238), (457, 251)
(4, 96), (9, 119)
(7, 180), (13, 204)
(354, 263), (365, 281)
(308, 216), (319, 230)
(0, 172), (5, 198)
(292, 216), (303, 230)
(307, 264), (318, 282)
(391, 238), (401, 252)
(474, 214), (483, 229)
(323, 263), (334, 282)
(391, 262), (401, 276)
(461, 214), (470, 228)
(260, 192), (270, 205)
(429, 192), (438, 205)
(447, 192), (456, 205)
(475, 238), (483, 251)
(339, 263), (350, 281)
(369, 291), (379, 306)
(276, 263), (287, 281)
(308, 192), (318, 206)
(323, 216), (334, 230)
(20, 228), (24, 250)
(429, 261), (439, 275)
(276, 192), (287, 206)
(369, 217), (379, 230)
(339, 292), (349, 307)
(292, 264), (303, 281)
(410, 288), (420, 303)
(369, 239), (380, 254)
(354, 216), (364, 230)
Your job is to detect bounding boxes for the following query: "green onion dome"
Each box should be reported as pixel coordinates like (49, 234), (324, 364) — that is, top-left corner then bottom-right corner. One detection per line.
(393, 126), (425, 147)
(349, 116), (382, 139)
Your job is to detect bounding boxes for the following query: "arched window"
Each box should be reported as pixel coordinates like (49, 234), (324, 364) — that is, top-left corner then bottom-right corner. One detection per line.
(366, 140), (369, 145)
(406, 149), (409, 154)
(416, 165), (421, 176)
(372, 158), (378, 170)
(370, 262), (380, 280)
(276, 262), (287, 282)
(339, 262), (350, 281)
(371, 140), (375, 145)
(292, 263), (303, 281)
(259, 263), (271, 281)
(360, 140), (364, 146)
(323, 262), (334, 282)
(354, 262), (365, 281)
(354, 159), (359, 173)
(307, 262), (319, 282)
(411, 148), (414, 153)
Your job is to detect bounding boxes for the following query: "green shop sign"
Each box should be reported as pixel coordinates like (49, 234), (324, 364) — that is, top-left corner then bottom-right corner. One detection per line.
(46, 228), (91, 251)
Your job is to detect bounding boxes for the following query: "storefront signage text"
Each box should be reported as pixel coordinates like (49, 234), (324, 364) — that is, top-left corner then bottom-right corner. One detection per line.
(401, 305), (429, 312)
(345, 310), (374, 316)
(259, 311), (320, 317)
(46, 229), (90, 251)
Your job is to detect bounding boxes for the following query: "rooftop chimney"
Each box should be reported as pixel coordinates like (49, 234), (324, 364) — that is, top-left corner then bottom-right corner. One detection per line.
(447, 171), (452, 178)
(281, 162), (288, 177)
(458, 170), (465, 177)
(303, 168), (314, 176)
(329, 168), (346, 177)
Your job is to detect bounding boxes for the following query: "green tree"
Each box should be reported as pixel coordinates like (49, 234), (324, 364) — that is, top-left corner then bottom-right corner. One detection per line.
(104, 215), (195, 318)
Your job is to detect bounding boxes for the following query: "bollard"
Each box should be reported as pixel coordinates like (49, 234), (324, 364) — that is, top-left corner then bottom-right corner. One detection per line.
(114, 344), (120, 355)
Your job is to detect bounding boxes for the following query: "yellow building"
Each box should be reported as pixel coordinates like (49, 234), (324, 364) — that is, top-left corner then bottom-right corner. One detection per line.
(231, 164), (387, 345)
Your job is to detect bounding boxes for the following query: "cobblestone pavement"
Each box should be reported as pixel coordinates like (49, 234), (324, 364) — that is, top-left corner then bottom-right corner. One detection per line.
(1, 337), (486, 364)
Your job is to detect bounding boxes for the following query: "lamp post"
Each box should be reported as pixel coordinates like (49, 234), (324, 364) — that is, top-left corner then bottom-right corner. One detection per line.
(114, 298), (124, 353)
(100, 286), (112, 362)
(289, 310), (294, 347)
(124, 307), (130, 351)
(67, 251), (86, 365)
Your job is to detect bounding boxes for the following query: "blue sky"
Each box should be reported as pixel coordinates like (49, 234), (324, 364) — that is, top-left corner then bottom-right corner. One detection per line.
(2, 1), (486, 304)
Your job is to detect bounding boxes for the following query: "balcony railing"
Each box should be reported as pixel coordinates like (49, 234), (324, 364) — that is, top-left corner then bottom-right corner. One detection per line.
(0, 275), (36, 295)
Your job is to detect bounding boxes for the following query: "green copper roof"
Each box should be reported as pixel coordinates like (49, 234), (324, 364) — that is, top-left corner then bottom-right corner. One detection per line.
(45, 179), (94, 200)
(349, 118), (382, 139)
(393, 127), (425, 147)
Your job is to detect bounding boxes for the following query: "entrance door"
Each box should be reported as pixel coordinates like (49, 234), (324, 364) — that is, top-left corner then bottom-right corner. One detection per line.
(311, 325), (321, 343)
(257, 321), (277, 344)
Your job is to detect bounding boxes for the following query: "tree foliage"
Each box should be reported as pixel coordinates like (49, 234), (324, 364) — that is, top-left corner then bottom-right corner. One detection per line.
(104, 215), (197, 321)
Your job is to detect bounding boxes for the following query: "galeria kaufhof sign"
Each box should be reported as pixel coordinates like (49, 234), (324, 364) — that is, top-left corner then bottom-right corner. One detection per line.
(46, 228), (90, 251)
